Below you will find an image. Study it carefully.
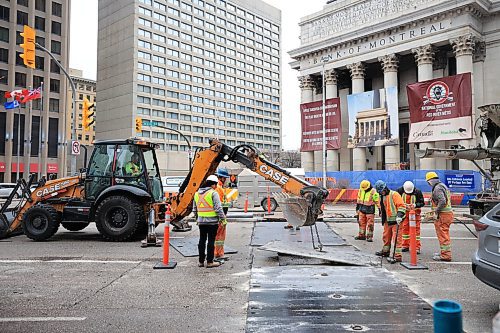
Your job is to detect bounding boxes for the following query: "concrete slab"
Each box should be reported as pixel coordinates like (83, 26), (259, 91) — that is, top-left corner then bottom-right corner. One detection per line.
(251, 222), (347, 247)
(260, 241), (380, 267)
(170, 237), (238, 257)
(246, 266), (433, 332)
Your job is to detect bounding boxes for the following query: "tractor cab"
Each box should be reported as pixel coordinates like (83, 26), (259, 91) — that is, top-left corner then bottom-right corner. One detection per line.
(85, 138), (164, 203)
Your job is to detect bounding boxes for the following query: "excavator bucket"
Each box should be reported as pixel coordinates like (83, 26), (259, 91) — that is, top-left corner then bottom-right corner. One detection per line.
(273, 192), (314, 227)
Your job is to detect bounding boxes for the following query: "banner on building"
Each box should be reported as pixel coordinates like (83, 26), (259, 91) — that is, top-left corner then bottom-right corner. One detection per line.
(347, 87), (399, 148)
(407, 73), (472, 143)
(300, 98), (341, 151)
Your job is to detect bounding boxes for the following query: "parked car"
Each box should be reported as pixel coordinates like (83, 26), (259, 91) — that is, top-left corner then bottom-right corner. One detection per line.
(472, 204), (500, 291)
(0, 183), (21, 199)
(161, 176), (186, 198)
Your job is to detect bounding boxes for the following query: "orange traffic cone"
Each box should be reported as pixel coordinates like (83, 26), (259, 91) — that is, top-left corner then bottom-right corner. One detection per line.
(154, 205), (177, 269)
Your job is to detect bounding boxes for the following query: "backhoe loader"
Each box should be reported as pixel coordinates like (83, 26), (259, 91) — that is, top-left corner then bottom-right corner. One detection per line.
(0, 137), (328, 241)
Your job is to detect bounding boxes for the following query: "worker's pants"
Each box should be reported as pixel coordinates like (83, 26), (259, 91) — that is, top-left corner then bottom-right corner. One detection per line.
(434, 211), (454, 261)
(358, 212), (375, 240)
(401, 210), (421, 250)
(214, 223), (226, 258)
(198, 224), (218, 264)
(382, 223), (403, 260)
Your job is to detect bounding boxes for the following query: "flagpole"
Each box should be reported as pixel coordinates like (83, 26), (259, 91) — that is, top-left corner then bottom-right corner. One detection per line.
(38, 81), (43, 181)
(16, 103), (21, 180)
(27, 96), (32, 180)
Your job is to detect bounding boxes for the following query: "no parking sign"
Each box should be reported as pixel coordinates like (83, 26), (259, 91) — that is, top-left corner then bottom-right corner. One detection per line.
(71, 140), (81, 155)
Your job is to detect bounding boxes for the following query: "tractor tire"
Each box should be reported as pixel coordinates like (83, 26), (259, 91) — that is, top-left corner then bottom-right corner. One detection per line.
(61, 222), (90, 232)
(261, 198), (278, 212)
(22, 204), (61, 241)
(95, 195), (146, 241)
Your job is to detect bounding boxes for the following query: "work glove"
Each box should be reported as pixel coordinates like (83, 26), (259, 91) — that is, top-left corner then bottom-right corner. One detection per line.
(405, 204), (415, 210)
(396, 216), (403, 225)
(219, 219), (228, 226)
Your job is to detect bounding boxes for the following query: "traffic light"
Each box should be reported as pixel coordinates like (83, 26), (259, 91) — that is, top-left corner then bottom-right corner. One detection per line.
(19, 25), (36, 69)
(135, 117), (142, 133)
(82, 97), (95, 131)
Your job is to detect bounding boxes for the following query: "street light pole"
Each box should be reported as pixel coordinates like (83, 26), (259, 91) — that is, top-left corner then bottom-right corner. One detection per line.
(153, 124), (192, 168)
(322, 62), (327, 189)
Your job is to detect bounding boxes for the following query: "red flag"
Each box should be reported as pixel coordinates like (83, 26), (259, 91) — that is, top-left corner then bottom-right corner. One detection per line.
(4, 89), (28, 101)
(21, 87), (42, 103)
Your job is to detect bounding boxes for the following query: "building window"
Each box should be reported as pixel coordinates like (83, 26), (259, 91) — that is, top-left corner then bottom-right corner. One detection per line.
(33, 75), (43, 88)
(52, 2), (62, 17)
(15, 73), (27, 87)
(13, 114), (26, 156)
(35, 16), (45, 31)
(35, 56), (44, 70)
(31, 116), (40, 156)
(51, 21), (61, 36)
(17, 11), (28, 26)
(48, 118), (58, 158)
(50, 59), (60, 73)
(0, 27), (8, 42)
(0, 48), (8, 62)
(35, 36), (45, 47)
(49, 79), (60, 93)
(35, 0), (46, 12)
(0, 6), (9, 22)
(0, 112), (5, 155)
(49, 98), (59, 112)
(51, 40), (61, 54)
(0, 70), (7, 84)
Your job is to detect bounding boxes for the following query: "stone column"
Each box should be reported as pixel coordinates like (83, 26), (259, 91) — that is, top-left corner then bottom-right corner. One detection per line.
(299, 75), (315, 173)
(412, 45), (435, 170)
(379, 54), (400, 170)
(347, 62), (366, 171)
(325, 69), (340, 171)
(451, 34), (476, 170)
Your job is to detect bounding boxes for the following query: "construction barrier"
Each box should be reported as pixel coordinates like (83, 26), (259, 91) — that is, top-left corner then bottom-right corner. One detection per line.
(154, 206), (177, 269)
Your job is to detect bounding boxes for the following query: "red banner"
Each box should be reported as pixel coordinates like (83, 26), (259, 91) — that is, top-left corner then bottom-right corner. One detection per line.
(0, 162), (5, 173)
(407, 73), (472, 143)
(47, 163), (59, 173)
(300, 98), (342, 151)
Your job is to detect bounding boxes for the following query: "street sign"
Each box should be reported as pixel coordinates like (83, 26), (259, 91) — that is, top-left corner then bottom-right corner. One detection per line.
(71, 140), (81, 155)
(444, 174), (474, 189)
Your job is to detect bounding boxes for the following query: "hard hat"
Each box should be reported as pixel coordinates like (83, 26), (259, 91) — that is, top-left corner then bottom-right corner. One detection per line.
(403, 181), (415, 194)
(216, 168), (229, 178)
(425, 171), (439, 181)
(206, 175), (219, 183)
(360, 180), (371, 190)
(374, 180), (387, 194)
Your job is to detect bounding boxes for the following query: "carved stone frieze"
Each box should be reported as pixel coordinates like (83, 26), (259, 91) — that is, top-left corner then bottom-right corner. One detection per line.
(346, 62), (365, 80)
(412, 45), (434, 65)
(378, 54), (399, 73)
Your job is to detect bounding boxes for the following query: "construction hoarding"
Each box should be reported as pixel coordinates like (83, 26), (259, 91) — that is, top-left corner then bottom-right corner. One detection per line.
(300, 97), (341, 151)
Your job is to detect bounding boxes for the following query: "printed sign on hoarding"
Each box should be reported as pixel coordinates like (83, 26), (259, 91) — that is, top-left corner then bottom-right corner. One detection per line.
(300, 97), (341, 152)
(406, 73), (472, 143)
(346, 87), (399, 148)
(444, 174), (474, 190)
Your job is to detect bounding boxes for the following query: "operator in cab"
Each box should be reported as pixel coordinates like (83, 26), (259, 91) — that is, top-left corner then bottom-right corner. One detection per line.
(125, 153), (142, 176)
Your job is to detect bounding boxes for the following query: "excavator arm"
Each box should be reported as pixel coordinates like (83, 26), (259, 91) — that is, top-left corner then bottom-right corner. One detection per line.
(167, 139), (329, 230)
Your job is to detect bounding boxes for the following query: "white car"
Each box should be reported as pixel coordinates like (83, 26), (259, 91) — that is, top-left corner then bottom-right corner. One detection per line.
(0, 183), (21, 199)
(161, 176), (186, 198)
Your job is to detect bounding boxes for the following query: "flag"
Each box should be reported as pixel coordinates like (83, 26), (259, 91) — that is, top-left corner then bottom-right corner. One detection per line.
(4, 89), (28, 101)
(21, 86), (42, 103)
(4, 100), (20, 109)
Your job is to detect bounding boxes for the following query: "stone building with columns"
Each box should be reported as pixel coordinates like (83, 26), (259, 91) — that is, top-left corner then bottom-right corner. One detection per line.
(290, 0), (499, 174)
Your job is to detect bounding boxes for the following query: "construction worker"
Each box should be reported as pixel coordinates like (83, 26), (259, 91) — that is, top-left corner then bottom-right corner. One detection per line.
(355, 180), (379, 242)
(125, 153), (142, 176)
(374, 180), (406, 263)
(214, 168), (230, 262)
(193, 175), (226, 268)
(396, 181), (425, 254)
(426, 172), (453, 262)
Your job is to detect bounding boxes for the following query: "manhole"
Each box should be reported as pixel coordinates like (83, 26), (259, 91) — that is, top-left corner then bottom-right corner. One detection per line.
(344, 324), (369, 331)
(328, 293), (346, 299)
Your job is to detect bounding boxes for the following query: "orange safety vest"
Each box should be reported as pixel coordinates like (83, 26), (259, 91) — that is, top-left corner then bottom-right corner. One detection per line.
(402, 192), (421, 214)
(384, 190), (406, 222)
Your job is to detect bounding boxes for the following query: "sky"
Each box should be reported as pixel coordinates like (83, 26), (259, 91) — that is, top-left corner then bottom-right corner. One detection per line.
(69, 0), (326, 150)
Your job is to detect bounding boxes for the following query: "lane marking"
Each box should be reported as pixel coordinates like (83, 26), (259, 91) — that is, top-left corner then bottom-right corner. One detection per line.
(0, 259), (142, 264)
(0, 317), (86, 322)
(419, 237), (476, 240)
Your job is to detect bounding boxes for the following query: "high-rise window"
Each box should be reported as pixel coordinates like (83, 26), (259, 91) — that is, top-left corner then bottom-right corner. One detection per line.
(50, 79), (60, 93)
(48, 118), (58, 158)
(52, 2), (62, 17)
(0, 6), (9, 22)
(17, 11), (28, 26)
(35, 16), (45, 31)
(35, 0), (46, 12)
(49, 98), (59, 112)
(0, 48), (8, 63)
(51, 21), (61, 36)
(15, 73), (26, 87)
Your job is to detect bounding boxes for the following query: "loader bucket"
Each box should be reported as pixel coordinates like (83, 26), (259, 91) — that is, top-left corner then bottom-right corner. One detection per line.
(273, 193), (315, 227)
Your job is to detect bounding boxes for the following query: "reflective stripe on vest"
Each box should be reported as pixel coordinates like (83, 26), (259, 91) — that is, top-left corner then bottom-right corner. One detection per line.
(402, 193), (416, 205)
(432, 184), (452, 212)
(357, 188), (377, 206)
(386, 190), (405, 221)
(194, 190), (217, 217)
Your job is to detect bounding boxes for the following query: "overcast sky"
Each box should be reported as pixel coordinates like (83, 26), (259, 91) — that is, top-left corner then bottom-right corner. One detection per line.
(69, 0), (326, 150)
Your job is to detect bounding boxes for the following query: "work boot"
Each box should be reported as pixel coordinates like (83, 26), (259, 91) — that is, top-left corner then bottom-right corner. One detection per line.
(366, 238), (373, 242)
(284, 224), (293, 229)
(206, 262), (221, 268)
(295, 226), (300, 231)
(375, 251), (390, 257)
(354, 236), (366, 240)
(387, 257), (402, 264)
(198, 262), (205, 268)
(432, 254), (451, 262)
(417, 249), (421, 255)
(401, 247), (409, 252)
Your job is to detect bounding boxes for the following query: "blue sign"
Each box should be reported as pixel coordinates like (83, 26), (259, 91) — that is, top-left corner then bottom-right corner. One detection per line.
(444, 174), (475, 189)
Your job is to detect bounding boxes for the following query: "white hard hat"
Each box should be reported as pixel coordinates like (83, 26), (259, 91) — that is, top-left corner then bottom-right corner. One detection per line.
(403, 181), (415, 194)
(207, 175), (219, 183)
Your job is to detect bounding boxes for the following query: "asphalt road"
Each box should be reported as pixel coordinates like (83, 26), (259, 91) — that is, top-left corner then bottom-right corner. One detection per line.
(0, 214), (497, 332)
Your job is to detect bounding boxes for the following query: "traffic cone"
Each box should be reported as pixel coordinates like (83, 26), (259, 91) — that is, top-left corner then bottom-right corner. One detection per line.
(267, 186), (271, 214)
(244, 192), (249, 213)
(401, 209), (427, 270)
(154, 204), (177, 269)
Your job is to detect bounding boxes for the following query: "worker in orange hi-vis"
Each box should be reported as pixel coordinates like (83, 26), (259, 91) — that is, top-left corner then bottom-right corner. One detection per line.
(355, 180), (379, 242)
(426, 172), (453, 262)
(396, 181), (425, 254)
(214, 168), (230, 262)
(374, 180), (406, 263)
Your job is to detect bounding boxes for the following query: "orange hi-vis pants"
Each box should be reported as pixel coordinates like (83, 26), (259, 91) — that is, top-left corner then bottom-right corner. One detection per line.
(401, 209), (421, 250)
(358, 212), (375, 240)
(434, 211), (453, 261)
(382, 223), (403, 260)
(214, 224), (226, 258)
